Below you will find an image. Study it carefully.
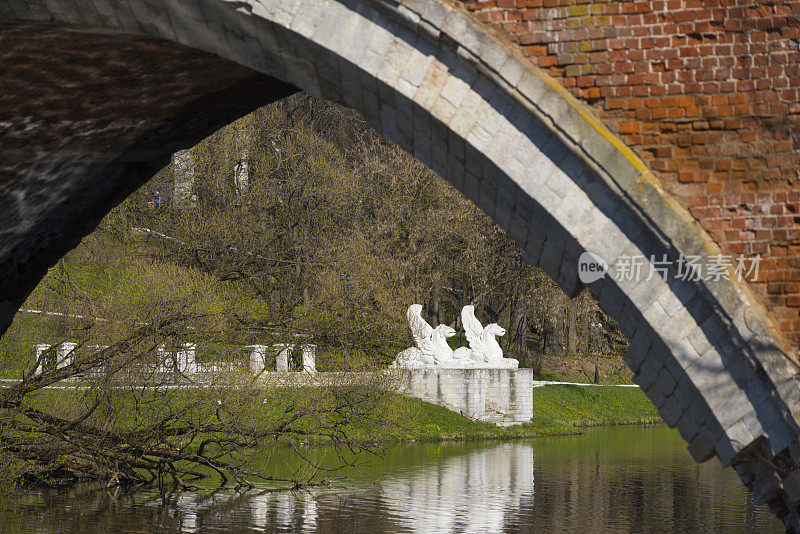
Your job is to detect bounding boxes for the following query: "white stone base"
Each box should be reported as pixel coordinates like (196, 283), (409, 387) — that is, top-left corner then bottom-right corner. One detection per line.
(400, 368), (533, 424)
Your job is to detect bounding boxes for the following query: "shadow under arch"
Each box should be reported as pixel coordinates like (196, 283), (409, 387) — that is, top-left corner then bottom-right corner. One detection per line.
(2, 0), (800, 528)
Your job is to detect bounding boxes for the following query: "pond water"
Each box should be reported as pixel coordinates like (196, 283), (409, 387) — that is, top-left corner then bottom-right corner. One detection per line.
(0, 426), (783, 533)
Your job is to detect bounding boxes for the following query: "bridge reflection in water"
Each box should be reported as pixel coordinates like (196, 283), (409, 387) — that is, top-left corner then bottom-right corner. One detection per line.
(0, 427), (783, 533)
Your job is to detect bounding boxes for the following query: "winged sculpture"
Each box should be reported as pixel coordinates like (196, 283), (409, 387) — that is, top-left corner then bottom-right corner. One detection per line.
(391, 304), (518, 369)
(391, 304), (457, 368)
(452, 305), (517, 368)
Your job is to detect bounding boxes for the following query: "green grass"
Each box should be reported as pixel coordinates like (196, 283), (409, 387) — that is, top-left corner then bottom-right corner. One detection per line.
(383, 385), (661, 442)
(18, 384), (659, 447)
(534, 367), (567, 381)
(375, 395), (575, 440)
(530, 384), (660, 427)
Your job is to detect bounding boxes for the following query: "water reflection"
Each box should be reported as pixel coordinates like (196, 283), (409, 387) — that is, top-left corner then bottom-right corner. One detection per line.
(0, 427), (783, 533)
(378, 443), (533, 533)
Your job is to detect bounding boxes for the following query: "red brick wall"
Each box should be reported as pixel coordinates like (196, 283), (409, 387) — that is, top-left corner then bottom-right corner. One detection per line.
(461, 0), (800, 349)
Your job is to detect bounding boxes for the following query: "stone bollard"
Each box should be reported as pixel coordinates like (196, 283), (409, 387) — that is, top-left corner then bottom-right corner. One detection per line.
(33, 343), (51, 375)
(301, 344), (316, 373)
(247, 344), (268, 373)
(157, 344), (173, 373)
(57, 342), (77, 369)
(273, 343), (293, 372)
(177, 343), (197, 375)
(87, 345), (109, 379)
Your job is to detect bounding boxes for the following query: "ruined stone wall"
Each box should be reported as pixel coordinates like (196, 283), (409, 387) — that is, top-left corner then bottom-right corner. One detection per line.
(460, 0), (800, 348)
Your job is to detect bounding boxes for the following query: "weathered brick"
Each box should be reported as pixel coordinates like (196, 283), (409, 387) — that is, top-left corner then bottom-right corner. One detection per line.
(456, 0), (799, 354)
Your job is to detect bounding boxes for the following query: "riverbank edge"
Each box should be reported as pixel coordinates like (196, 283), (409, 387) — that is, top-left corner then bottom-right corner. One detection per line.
(332, 384), (663, 445)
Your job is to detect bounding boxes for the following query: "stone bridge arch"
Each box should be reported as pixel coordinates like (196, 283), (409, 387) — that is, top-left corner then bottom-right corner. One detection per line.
(1, 0), (799, 527)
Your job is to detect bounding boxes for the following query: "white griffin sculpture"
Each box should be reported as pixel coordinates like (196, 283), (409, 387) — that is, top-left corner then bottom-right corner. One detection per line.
(453, 305), (518, 368)
(391, 304), (518, 369)
(391, 304), (458, 368)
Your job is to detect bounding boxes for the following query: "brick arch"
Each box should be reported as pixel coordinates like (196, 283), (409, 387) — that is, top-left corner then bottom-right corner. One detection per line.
(1, 0), (799, 528)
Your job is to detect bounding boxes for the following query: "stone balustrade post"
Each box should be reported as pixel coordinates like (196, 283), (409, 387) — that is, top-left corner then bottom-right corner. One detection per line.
(178, 342), (197, 375)
(57, 342), (77, 369)
(273, 343), (293, 372)
(157, 344), (171, 373)
(301, 344), (316, 373)
(33, 343), (51, 375)
(247, 344), (268, 373)
(86, 345), (109, 379)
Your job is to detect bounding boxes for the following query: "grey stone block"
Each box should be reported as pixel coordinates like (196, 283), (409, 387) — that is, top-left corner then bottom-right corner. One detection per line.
(655, 368), (677, 396)
(539, 235), (565, 281)
(687, 432), (717, 463)
(645, 383), (666, 409)
(507, 210), (529, 247)
(498, 55), (525, 87)
(642, 300), (671, 333)
(717, 419), (756, 466)
(616, 304), (640, 340)
(623, 349), (644, 373)
(633, 358), (661, 390)
(658, 394), (683, 427)
(714, 393), (756, 432)
(676, 411), (700, 443)
(545, 168), (572, 199)
(687, 326), (712, 357)
(673, 373), (698, 410)
(672, 338), (700, 370)
(596, 279), (624, 322)
(687, 393), (711, 427)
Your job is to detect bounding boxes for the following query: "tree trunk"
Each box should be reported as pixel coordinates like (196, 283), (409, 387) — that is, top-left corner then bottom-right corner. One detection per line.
(543, 303), (564, 357)
(578, 297), (589, 355)
(428, 283), (442, 326)
(508, 285), (532, 364)
(567, 301), (577, 356)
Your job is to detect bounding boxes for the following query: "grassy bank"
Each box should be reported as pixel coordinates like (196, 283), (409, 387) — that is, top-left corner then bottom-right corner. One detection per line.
(374, 384), (661, 442)
(530, 384), (660, 427)
(1, 383), (660, 487)
(25, 383), (659, 446)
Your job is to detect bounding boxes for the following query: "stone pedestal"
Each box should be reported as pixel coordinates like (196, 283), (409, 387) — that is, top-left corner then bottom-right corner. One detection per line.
(301, 344), (316, 373)
(85, 345), (109, 379)
(400, 368), (533, 424)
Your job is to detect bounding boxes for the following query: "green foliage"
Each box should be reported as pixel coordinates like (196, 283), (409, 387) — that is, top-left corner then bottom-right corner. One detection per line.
(534, 367), (567, 382)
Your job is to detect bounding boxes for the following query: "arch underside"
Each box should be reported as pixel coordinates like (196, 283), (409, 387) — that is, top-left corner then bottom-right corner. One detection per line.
(1, 0), (800, 528)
